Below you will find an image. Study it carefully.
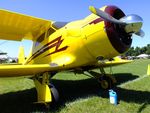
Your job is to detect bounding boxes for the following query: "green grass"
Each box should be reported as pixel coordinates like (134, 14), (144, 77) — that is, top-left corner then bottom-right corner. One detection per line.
(0, 59), (150, 113)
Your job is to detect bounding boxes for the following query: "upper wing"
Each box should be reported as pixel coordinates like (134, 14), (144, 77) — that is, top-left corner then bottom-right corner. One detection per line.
(0, 9), (54, 41)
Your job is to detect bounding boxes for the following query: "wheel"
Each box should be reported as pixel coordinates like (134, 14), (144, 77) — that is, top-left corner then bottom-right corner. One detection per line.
(99, 75), (114, 89)
(49, 83), (59, 103)
(100, 80), (109, 89)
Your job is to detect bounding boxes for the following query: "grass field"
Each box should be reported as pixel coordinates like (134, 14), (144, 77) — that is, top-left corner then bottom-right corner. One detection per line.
(0, 59), (150, 113)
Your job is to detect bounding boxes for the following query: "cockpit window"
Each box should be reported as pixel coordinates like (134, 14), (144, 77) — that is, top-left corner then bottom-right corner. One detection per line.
(35, 32), (45, 46)
(46, 27), (55, 38)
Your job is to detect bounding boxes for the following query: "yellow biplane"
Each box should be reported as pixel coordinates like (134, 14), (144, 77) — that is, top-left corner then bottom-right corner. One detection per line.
(0, 5), (144, 104)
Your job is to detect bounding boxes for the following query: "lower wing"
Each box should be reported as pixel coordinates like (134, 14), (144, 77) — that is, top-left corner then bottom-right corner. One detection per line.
(0, 57), (132, 77)
(0, 64), (59, 77)
(95, 57), (132, 67)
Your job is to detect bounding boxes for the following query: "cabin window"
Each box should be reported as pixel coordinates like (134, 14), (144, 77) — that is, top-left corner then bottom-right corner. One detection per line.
(35, 32), (45, 46)
(46, 27), (55, 38)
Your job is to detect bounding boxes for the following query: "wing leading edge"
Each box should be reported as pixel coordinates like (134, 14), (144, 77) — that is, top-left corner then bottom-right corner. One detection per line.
(96, 57), (132, 67)
(0, 64), (59, 77)
(0, 54), (76, 77)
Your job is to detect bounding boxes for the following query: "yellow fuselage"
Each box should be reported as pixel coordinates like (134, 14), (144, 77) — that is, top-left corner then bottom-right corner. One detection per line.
(25, 6), (131, 70)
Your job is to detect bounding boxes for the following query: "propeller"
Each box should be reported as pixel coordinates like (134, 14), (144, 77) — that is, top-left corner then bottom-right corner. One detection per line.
(89, 6), (144, 37)
(135, 29), (145, 37)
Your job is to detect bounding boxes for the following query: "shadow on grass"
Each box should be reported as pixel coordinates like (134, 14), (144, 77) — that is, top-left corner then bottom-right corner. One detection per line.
(0, 73), (149, 113)
(114, 73), (139, 85)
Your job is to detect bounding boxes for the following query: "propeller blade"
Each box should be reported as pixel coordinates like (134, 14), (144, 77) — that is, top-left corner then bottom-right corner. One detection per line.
(135, 29), (145, 37)
(89, 6), (126, 25)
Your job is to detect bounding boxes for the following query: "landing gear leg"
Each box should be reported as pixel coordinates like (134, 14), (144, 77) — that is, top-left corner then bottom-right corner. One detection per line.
(99, 67), (116, 89)
(87, 67), (116, 89)
(33, 72), (59, 106)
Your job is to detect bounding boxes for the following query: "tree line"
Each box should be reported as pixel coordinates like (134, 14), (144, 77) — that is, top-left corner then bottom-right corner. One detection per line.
(125, 44), (150, 56)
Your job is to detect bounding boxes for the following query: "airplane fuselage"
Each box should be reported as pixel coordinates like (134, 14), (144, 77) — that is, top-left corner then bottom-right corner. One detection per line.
(25, 6), (132, 70)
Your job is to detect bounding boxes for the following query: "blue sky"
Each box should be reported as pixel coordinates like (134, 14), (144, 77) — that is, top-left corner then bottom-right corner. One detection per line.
(0, 0), (149, 57)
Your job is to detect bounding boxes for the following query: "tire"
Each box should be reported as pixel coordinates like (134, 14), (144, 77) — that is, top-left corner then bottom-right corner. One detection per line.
(100, 80), (109, 89)
(99, 76), (114, 89)
(49, 84), (59, 103)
